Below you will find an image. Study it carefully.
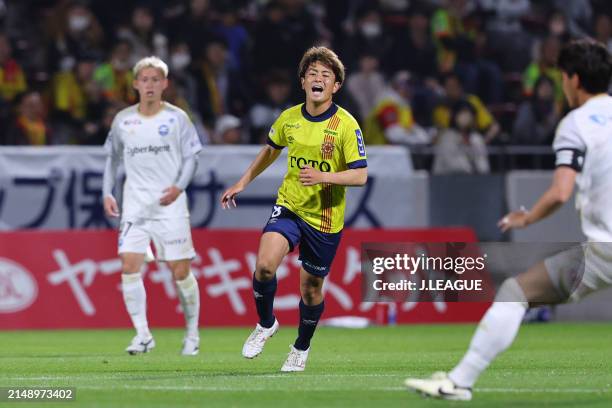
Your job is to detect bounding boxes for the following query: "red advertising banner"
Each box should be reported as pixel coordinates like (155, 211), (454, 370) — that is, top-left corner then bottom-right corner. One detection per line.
(0, 228), (488, 329)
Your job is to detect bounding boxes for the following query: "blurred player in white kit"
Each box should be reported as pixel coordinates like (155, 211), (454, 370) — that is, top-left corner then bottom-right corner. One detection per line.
(406, 39), (612, 400)
(102, 56), (202, 355)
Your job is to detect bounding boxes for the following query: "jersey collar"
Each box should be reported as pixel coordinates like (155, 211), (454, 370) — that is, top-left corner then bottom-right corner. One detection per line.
(301, 103), (338, 122)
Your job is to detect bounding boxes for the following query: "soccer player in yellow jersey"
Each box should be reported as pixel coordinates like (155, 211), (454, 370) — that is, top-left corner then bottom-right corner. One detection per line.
(221, 46), (368, 372)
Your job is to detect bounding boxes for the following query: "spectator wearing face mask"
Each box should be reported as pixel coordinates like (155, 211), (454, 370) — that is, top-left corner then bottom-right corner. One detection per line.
(46, 2), (105, 72)
(512, 75), (559, 145)
(94, 40), (137, 105)
(343, 5), (390, 72)
(433, 100), (490, 174)
(168, 41), (198, 113)
(249, 69), (293, 144)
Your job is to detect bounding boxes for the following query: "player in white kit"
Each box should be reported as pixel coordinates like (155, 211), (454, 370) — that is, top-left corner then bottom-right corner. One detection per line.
(405, 39), (612, 400)
(102, 56), (203, 355)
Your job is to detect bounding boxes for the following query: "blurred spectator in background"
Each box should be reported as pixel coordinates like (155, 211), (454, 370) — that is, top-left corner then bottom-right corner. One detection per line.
(46, 2), (105, 72)
(176, 0), (216, 55)
(554, 0), (593, 38)
(213, 114), (243, 144)
(388, 8), (438, 80)
(433, 73), (500, 142)
(94, 40), (137, 105)
(194, 37), (248, 129)
(346, 50), (385, 123)
(5, 90), (51, 145)
(343, 5), (389, 72)
(50, 55), (105, 144)
(252, 0), (318, 83)
(432, 0), (502, 103)
(364, 71), (430, 146)
(0, 32), (27, 143)
(212, 3), (249, 74)
(164, 74), (209, 145)
(433, 100), (489, 174)
(478, 0), (532, 72)
(117, 5), (168, 63)
(546, 11), (571, 43)
(0, 32), (27, 102)
(594, 13), (612, 53)
(512, 75), (559, 145)
(523, 35), (564, 107)
(249, 69), (292, 144)
(81, 102), (125, 146)
(168, 40), (198, 112)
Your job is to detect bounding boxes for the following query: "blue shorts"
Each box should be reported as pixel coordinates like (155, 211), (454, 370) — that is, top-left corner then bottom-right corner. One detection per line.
(262, 205), (342, 277)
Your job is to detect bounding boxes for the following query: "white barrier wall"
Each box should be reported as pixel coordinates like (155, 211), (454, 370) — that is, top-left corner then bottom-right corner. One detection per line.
(0, 146), (428, 230)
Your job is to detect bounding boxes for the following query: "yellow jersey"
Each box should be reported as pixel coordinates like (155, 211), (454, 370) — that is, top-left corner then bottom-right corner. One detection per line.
(267, 103), (367, 233)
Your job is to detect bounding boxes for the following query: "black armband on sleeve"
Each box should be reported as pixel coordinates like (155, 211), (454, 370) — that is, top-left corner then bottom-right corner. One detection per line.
(555, 148), (585, 171)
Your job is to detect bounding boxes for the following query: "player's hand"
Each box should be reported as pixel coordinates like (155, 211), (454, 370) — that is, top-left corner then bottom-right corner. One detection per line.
(221, 183), (244, 209)
(498, 209), (530, 232)
(103, 195), (120, 218)
(299, 165), (327, 186)
(160, 185), (182, 206)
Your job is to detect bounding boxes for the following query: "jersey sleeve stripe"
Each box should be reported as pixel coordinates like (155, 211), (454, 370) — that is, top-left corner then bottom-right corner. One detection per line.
(347, 159), (368, 169)
(266, 137), (285, 150)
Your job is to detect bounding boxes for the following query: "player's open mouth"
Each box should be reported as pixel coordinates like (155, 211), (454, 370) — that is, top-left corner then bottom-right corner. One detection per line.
(146, 91), (154, 97)
(311, 85), (324, 95)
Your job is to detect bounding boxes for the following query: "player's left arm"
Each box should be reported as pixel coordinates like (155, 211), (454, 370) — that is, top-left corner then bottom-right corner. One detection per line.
(300, 121), (368, 187)
(499, 113), (583, 231)
(499, 167), (576, 232)
(161, 113), (202, 206)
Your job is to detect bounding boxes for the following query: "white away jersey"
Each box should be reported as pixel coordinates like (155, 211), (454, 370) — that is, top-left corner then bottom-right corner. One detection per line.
(104, 102), (202, 220)
(553, 94), (612, 241)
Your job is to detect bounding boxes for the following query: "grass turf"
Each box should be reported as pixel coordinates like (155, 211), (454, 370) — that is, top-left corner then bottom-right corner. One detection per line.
(0, 323), (610, 407)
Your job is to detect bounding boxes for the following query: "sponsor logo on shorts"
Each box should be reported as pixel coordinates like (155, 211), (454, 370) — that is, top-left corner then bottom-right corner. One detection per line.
(302, 260), (327, 271)
(164, 238), (188, 246)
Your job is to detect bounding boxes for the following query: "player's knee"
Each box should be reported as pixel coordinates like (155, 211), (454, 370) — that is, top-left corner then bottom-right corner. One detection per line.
(300, 278), (323, 304)
(122, 260), (141, 274)
(255, 261), (277, 281)
(169, 261), (191, 280)
(494, 278), (528, 308)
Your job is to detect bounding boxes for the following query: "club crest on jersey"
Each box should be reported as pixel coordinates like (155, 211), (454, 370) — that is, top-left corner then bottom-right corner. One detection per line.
(158, 124), (170, 136)
(321, 140), (335, 157)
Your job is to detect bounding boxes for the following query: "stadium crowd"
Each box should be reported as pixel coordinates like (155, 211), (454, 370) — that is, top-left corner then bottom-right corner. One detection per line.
(0, 0), (610, 172)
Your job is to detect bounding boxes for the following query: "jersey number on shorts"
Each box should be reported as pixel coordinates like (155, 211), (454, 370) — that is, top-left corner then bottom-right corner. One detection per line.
(271, 206), (282, 218)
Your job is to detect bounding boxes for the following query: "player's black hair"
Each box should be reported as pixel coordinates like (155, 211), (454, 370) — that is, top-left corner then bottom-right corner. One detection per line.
(557, 39), (612, 94)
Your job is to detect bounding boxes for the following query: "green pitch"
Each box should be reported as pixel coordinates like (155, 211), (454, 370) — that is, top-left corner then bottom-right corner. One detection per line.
(0, 323), (610, 407)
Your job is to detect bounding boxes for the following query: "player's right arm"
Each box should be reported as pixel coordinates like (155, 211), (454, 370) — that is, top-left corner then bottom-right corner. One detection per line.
(102, 116), (123, 218)
(221, 113), (287, 209)
(221, 145), (282, 209)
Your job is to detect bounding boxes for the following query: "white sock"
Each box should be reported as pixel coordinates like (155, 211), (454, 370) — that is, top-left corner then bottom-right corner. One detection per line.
(449, 278), (528, 388)
(122, 273), (151, 338)
(176, 272), (200, 339)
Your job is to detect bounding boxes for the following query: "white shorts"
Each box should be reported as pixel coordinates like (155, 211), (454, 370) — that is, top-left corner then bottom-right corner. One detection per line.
(544, 243), (612, 302)
(118, 217), (196, 261)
